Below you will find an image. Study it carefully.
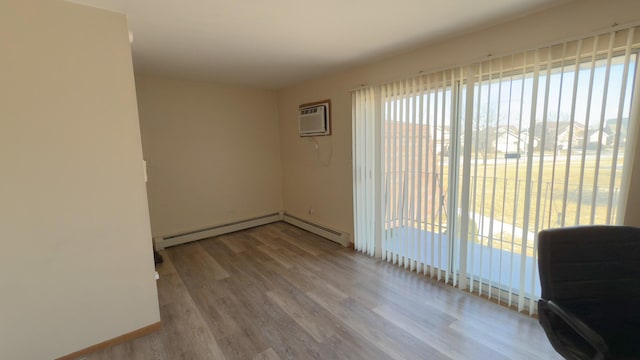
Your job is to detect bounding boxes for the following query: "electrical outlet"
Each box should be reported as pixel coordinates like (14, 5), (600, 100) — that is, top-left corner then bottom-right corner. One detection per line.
(308, 207), (314, 215)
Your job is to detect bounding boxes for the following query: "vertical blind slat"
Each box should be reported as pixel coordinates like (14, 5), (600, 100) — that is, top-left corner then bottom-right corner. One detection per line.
(460, 65), (473, 290)
(607, 29), (635, 222)
(392, 81), (400, 263)
(590, 33), (616, 224)
(560, 40), (583, 228)
(525, 49), (542, 314)
(442, 70), (451, 284)
(575, 37), (600, 225)
(415, 76), (425, 274)
(428, 74), (437, 279)
(407, 78), (416, 269)
(401, 79), (409, 268)
(516, 51), (531, 312)
(490, 56), (505, 302)
(410, 77), (420, 271)
(505, 54), (517, 307)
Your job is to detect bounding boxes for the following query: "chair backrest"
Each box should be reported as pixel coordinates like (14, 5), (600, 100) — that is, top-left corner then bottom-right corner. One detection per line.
(538, 225), (640, 331)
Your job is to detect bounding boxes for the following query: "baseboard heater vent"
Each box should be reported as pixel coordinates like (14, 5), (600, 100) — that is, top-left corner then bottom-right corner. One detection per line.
(282, 213), (350, 247)
(154, 212), (281, 250)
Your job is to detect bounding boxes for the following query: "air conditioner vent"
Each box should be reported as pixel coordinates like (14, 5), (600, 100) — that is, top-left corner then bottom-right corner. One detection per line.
(299, 100), (331, 137)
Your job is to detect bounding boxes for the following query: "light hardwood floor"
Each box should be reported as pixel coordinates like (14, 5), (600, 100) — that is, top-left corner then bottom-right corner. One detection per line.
(84, 222), (561, 360)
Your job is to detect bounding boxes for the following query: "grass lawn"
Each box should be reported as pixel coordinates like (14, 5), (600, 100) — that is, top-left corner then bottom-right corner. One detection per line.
(385, 147), (627, 257)
(440, 150), (625, 256)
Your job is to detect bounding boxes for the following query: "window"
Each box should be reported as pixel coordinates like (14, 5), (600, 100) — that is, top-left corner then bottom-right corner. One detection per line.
(352, 27), (640, 315)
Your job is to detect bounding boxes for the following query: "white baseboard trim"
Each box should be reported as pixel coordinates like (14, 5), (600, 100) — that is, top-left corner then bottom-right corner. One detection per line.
(154, 212), (282, 250)
(282, 213), (350, 247)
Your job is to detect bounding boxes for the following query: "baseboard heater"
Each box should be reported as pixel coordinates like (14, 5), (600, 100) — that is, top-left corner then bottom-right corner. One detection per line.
(282, 213), (350, 247)
(154, 213), (281, 250)
(154, 212), (350, 250)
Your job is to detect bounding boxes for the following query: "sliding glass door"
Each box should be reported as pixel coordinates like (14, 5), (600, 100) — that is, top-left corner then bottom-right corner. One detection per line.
(353, 27), (640, 315)
(464, 35), (638, 310)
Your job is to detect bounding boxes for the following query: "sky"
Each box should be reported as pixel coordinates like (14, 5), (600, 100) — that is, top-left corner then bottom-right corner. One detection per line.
(479, 54), (637, 131)
(384, 53), (638, 133)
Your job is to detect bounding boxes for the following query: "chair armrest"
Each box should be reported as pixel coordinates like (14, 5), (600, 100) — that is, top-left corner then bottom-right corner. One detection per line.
(544, 300), (610, 358)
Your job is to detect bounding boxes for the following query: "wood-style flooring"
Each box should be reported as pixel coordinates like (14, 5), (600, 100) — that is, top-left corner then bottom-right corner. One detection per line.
(83, 222), (561, 360)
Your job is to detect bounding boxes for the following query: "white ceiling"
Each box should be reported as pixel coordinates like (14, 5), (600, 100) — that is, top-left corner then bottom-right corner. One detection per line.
(69, 0), (567, 89)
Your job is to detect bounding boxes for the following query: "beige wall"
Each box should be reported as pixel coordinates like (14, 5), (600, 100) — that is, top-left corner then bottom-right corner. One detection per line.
(135, 76), (283, 237)
(0, 1), (160, 359)
(278, 0), (640, 236)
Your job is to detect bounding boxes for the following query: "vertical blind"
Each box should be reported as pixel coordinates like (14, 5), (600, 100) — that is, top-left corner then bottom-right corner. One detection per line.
(352, 26), (640, 315)
(353, 87), (376, 257)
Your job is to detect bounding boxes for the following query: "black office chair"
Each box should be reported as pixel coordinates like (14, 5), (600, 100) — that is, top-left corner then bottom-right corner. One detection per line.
(538, 226), (640, 360)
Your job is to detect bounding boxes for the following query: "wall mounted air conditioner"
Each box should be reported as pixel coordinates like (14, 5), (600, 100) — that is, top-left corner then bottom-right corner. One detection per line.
(299, 100), (331, 137)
